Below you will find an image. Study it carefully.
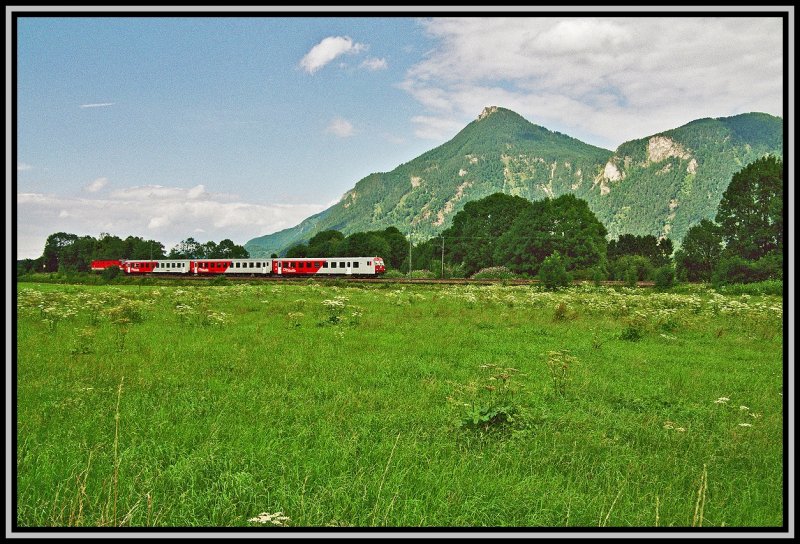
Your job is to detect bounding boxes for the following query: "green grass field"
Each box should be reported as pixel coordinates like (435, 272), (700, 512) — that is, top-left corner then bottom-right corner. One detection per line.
(15, 281), (785, 528)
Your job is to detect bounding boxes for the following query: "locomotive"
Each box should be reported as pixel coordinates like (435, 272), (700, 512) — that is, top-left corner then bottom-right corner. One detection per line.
(91, 256), (386, 277)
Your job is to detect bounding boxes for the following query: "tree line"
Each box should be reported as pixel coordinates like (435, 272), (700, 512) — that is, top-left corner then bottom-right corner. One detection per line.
(19, 155), (783, 287)
(17, 233), (249, 275)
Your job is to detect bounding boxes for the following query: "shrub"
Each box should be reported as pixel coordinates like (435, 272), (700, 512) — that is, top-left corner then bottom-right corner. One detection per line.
(654, 265), (676, 290)
(624, 266), (638, 288)
(538, 251), (571, 290)
(712, 256), (764, 286)
(101, 266), (120, 282)
(592, 264), (609, 286)
(381, 269), (406, 279)
(612, 255), (654, 282)
(408, 269), (437, 279)
(472, 266), (516, 280)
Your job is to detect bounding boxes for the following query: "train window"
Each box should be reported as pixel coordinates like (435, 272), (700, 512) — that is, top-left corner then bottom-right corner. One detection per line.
(367, 261), (372, 266)
(340, 262), (346, 267)
(322, 262), (328, 268)
(331, 262), (337, 268)
(353, 262), (359, 268)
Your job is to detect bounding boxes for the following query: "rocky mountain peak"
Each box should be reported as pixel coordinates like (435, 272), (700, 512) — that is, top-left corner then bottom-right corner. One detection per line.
(477, 106), (499, 121)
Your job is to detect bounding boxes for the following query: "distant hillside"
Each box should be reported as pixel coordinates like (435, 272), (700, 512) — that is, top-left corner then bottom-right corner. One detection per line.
(246, 107), (782, 256)
(586, 112), (783, 241)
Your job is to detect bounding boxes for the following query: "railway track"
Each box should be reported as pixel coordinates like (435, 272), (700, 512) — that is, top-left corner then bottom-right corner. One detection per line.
(139, 275), (656, 287)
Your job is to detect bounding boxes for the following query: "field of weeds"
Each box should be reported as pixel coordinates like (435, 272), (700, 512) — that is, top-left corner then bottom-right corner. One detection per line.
(15, 281), (784, 528)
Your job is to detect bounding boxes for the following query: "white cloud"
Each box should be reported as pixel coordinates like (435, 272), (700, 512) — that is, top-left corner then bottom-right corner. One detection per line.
(299, 36), (367, 74)
(360, 57), (388, 71)
(16, 186), (328, 259)
(403, 17), (783, 147)
(79, 102), (115, 108)
(326, 117), (355, 138)
(410, 115), (465, 141)
(17, 163), (32, 171)
(84, 177), (109, 193)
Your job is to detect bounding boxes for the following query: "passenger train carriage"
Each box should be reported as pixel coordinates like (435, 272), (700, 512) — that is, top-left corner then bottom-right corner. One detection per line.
(92, 257), (386, 277)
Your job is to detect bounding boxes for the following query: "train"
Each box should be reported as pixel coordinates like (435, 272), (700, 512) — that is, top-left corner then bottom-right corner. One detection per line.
(90, 256), (386, 277)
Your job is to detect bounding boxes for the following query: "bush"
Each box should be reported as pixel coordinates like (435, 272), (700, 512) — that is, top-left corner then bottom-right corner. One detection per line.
(624, 266), (638, 288)
(653, 265), (676, 290)
(101, 266), (120, 282)
(382, 269), (406, 279)
(712, 256), (761, 286)
(408, 269), (437, 279)
(592, 264), (609, 285)
(714, 280), (784, 296)
(538, 251), (571, 290)
(472, 266), (516, 280)
(612, 255), (654, 282)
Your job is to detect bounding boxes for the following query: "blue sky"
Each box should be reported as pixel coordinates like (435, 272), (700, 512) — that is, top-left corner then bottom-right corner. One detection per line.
(13, 9), (787, 259)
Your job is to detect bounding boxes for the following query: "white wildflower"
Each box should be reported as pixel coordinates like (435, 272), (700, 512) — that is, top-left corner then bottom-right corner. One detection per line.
(739, 405), (750, 411)
(248, 511), (290, 525)
(714, 397), (730, 404)
(738, 423), (752, 427)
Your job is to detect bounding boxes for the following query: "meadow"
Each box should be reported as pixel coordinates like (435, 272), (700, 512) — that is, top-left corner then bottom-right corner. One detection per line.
(15, 280), (785, 528)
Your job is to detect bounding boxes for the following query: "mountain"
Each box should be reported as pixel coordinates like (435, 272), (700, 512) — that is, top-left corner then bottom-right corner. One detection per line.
(245, 107), (782, 257)
(588, 112), (783, 242)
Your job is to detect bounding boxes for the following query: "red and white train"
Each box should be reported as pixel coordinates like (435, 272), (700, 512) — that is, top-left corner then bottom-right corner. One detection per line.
(91, 256), (386, 277)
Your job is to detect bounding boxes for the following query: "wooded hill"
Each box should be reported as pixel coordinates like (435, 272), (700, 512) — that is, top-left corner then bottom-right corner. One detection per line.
(245, 107), (782, 257)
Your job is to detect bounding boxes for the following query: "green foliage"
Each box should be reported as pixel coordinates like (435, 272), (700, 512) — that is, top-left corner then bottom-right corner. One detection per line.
(608, 234), (673, 270)
(471, 266), (516, 280)
(100, 266), (120, 282)
(620, 322), (645, 341)
(715, 155), (783, 262)
(495, 195), (607, 276)
(442, 193), (534, 276)
(538, 251), (572, 290)
(408, 269), (437, 279)
(454, 365), (526, 433)
(653, 266), (676, 291)
(675, 220), (723, 282)
(592, 264), (609, 285)
(712, 256), (771, 287)
(612, 255), (653, 283)
(714, 280), (783, 296)
(285, 244), (308, 258)
(545, 350), (576, 397)
(44, 232), (165, 272)
(168, 237), (249, 259)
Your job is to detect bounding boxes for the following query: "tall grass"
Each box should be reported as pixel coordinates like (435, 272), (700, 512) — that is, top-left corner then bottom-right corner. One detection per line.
(15, 282), (784, 528)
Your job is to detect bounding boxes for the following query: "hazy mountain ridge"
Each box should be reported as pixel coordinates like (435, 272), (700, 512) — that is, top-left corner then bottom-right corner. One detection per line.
(246, 107), (782, 257)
